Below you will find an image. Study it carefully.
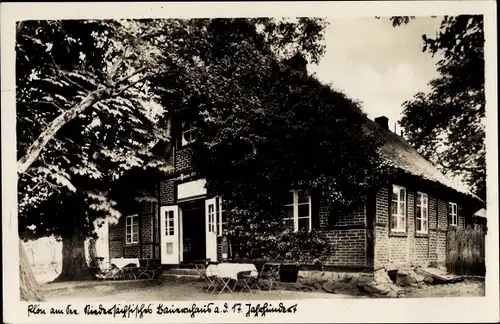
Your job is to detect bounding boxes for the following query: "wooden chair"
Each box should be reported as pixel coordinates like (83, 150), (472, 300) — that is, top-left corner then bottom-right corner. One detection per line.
(233, 270), (256, 293)
(259, 263), (281, 291)
(194, 262), (218, 292)
(136, 259), (162, 280)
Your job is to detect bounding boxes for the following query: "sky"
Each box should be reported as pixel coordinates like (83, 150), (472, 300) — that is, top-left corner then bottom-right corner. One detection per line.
(308, 17), (443, 134)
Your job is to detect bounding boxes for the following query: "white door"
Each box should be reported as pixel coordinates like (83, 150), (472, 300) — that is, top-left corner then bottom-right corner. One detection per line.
(205, 198), (218, 262)
(160, 206), (180, 264)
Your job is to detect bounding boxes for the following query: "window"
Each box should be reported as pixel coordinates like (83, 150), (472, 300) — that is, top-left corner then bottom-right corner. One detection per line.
(416, 192), (428, 233)
(125, 215), (139, 244)
(283, 190), (312, 232)
(165, 210), (175, 236)
(216, 196), (226, 236)
(449, 202), (458, 226)
(207, 203), (216, 233)
(181, 119), (195, 146)
(391, 185), (406, 232)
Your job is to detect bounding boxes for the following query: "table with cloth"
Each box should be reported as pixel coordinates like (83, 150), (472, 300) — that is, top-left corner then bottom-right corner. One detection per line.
(206, 263), (259, 294)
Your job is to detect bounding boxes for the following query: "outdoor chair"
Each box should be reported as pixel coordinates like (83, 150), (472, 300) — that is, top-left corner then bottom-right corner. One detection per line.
(121, 264), (138, 280)
(136, 259), (162, 280)
(259, 263), (281, 291)
(195, 262), (217, 292)
(232, 270), (256, 293)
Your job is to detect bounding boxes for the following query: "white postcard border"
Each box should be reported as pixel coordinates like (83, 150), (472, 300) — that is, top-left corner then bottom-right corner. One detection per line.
(2, 1), (498, 323)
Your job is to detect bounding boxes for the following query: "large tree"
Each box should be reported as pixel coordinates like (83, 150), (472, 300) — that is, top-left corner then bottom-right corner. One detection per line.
(389, 15), (486, 200)
(16, 17), (332, 298)
(16, 18), (188, 295)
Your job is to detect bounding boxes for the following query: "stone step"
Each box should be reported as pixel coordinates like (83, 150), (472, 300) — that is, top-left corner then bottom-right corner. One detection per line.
(164, 268), (199, 276)
(160, 273), (200, 280)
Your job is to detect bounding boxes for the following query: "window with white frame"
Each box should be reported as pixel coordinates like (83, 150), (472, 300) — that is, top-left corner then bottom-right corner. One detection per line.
(125, 215), (139, 244)
(181, 119), (196, 146)
(283, 190), (312, 232)
(416, 192), (428, 233)
(449, 202), (458, 226)
(391, 185), (406, 232)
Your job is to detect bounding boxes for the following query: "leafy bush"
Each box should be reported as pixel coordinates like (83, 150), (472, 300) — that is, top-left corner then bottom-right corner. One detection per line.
(226, 204), (333, 264)
(264, 229), (334, 264)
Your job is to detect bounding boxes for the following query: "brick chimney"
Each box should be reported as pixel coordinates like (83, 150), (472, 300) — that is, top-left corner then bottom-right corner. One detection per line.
(283, 53), (308, 75)
(375, 116), (389, 131)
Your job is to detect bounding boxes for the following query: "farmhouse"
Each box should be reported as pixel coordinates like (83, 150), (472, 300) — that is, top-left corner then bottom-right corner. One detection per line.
(108, 109), (484, 271)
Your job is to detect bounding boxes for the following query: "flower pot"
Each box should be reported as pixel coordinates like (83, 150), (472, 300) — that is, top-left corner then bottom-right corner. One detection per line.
(279, 264), (299, 283)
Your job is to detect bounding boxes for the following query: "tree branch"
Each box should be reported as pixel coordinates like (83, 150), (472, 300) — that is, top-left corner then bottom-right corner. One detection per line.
(17, 88), (111, 174)
(112, 72), (156, 97)
(115, 66), (148, 85)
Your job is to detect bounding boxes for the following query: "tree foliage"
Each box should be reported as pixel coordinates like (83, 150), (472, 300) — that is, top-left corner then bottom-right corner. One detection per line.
(189, 22), (389, 260)
(16, 18), (333, 245)
(16, 20), (180, 241)
(390, 15), (486, 199)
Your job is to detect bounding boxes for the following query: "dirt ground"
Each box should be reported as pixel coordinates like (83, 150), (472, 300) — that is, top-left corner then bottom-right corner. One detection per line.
(42, 278), (358, 301)
(40, 277), (484, 301)
(403, 279), (485, 298)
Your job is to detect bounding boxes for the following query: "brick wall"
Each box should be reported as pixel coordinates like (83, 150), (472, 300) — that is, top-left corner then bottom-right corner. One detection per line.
(217, 236), (223, 261)
(107, 201), (158, 260)
(374, 183), (469, 269)
(415, 237), (429, 261)
(437, 199), (448, 230)
(374, 187), (389, 268)
(159, 179), (176, 205)
(374, 226), (389, 267)
(428, 197), (437, 262)
(406, 191), (415, 263)
(175, 147), (194, 173)
(124, 245), (140, 258)
(109, 217), (124, 259)
(436, 199), (448, 264)
(319, 199), (368, 267)
(109, 240), (123, 259)
(323, 229), (367, 266)
(142, 214), (154, 243)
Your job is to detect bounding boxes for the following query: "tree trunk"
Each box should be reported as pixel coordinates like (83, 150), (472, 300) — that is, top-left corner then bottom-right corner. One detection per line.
(87, 238), (102, 276)
(53, 232), (95, 282)
(19, 240), (44, 301)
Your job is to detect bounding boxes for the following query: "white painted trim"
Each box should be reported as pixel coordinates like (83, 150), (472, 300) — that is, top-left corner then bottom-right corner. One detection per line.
(177, 179), (207, 201)
(416, 192), (429, 234)
(125, 214), (139, 244)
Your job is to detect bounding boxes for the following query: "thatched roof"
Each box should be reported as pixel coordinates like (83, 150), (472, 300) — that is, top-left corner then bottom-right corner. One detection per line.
(365, 117), (483, 203)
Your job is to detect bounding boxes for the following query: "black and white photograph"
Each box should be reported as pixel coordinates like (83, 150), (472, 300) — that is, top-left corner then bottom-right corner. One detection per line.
(2, 1), (498, 323)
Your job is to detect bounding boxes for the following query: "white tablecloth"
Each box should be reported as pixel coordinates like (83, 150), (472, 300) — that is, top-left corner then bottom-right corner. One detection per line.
(206, 263), (258, 280)
(110, 258), (140, 269)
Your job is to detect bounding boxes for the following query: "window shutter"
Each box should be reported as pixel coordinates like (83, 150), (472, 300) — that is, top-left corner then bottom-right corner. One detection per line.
(311, 191), (320, 230)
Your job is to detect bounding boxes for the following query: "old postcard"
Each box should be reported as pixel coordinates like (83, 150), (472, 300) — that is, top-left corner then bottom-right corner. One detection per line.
(1, 1), (498, 323)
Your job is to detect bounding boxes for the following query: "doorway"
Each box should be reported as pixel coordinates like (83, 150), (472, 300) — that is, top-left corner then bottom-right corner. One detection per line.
(180, 200), (206, 262)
